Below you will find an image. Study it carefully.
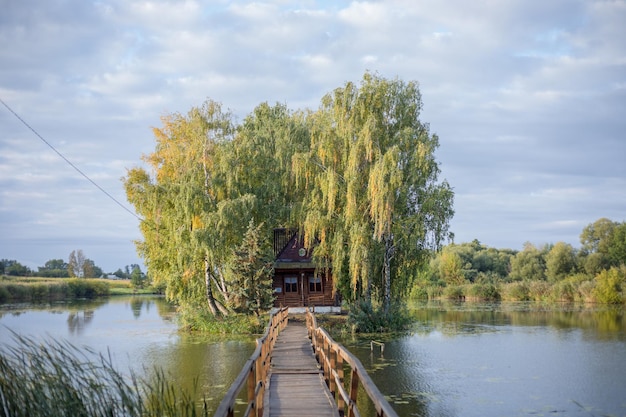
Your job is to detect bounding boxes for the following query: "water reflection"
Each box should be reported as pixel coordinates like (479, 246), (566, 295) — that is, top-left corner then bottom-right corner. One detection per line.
(0, 296), (256, 415)
(130, 297), (145, 319)
(67, 309), (94, 335)
(336, 301), (626, 417)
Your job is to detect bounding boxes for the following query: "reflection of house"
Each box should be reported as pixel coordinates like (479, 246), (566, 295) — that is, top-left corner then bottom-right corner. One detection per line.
(272, 229), (338, 308)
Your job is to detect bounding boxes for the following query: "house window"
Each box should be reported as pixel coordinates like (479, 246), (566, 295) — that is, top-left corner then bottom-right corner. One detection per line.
(285, 277), (298, 293)
(309, 276), (322, 292)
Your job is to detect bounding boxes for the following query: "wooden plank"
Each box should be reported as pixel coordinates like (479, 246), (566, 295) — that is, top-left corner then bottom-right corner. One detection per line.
(265, 321), (339, 417)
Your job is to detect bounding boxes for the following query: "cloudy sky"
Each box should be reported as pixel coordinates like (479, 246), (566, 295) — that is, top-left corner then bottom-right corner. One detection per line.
(1, 0), (625, 273)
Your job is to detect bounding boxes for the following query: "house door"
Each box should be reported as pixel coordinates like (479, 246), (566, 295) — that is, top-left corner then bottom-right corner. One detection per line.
(284, 275), (301, 306)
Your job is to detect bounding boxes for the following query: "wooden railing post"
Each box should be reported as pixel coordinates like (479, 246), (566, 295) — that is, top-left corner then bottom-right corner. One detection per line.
(255, 354), (264, 417)
(322, 336), (330, 386)
(348, 368), (359, 417)
(329, 344), (337, 396)
(247, 362), (255, 417)
(336, 353), (345, 413)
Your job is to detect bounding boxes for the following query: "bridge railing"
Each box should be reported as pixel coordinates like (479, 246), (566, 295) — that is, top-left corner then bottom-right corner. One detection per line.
(213, 307), (289, 417)
(306, 309), (399, 417)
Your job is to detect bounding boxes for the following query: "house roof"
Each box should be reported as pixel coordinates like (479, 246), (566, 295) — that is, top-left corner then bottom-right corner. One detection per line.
(274, 228), (312, 264)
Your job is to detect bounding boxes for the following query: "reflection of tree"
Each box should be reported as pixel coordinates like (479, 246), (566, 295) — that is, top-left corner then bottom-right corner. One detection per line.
(408, 301), (625, 340)
(145, 333), (256, 415)
(130, 298), (145, 319)
(154, 297), (176, 322)
(66, 310), (95, 335)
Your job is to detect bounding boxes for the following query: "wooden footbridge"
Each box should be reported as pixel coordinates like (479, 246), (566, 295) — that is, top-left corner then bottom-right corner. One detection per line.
(213, 307), (398, 417)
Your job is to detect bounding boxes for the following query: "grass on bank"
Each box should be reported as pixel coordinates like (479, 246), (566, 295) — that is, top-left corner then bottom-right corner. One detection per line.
(0, 276), (159, 303)
(0, 332), (206, 417)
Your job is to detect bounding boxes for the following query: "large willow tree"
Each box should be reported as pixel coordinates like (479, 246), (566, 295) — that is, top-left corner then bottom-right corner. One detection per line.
(294, 73), (454, 312)
(124, 101), (307, 315)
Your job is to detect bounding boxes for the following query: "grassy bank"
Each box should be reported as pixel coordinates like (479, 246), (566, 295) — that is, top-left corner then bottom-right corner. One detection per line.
(0, 276), (157, 303)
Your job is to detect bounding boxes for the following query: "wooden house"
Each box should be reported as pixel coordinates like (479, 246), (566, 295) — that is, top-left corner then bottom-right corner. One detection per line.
(272, 228), (337, 308)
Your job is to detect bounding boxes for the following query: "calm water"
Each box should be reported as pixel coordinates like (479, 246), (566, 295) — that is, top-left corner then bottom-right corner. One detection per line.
(0, 296), (256, 414)
(1, 298), (625, 417)
(337, 301), (626, 417)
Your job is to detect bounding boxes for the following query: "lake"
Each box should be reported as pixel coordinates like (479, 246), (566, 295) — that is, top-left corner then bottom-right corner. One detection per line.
(337, 301), (626, 417)
(1, 297), (625, 416)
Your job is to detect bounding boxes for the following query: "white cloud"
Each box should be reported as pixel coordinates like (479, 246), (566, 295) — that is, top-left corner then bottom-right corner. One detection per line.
(1, 0), (625, 270)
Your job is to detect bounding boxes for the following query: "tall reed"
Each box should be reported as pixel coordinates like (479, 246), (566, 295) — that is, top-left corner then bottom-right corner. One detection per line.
(0, 332), (206, 417)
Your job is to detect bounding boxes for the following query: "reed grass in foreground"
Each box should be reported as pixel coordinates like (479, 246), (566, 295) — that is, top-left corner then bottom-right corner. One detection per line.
(0, 332), (207, 417)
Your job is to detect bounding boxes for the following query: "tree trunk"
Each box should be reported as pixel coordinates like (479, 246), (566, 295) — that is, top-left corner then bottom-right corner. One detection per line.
(382, 236), (393, 315)
(204, 256), (220, 316)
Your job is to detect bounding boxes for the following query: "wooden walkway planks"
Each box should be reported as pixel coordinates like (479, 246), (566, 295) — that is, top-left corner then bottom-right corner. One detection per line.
(265, 320), (340, 417)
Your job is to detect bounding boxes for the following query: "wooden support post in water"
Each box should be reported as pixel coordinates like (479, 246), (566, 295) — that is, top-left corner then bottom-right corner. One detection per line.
(370, 340), (385, 355)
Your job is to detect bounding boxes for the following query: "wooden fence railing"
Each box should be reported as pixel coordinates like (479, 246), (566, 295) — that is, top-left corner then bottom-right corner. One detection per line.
(213, 307), (289, 417)
(305, 309), (399, 417)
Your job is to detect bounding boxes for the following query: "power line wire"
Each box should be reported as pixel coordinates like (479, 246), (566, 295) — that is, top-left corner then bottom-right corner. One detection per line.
(0, 96), (142, 221)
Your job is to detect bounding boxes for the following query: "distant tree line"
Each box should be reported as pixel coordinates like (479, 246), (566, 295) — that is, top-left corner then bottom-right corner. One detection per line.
(1, 250), (145, 284)
(414, 217), (626, 304)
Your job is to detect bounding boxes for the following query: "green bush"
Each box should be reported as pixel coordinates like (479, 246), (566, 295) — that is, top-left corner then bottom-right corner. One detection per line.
(409, 285), (429, 300)
(501, 282), (530, 301)
(466, 283), (500, 301)
(527, 280), (551, 301)
(442, 285), (465, 300)
(426, 285), (444, 300)
(593, 267), (624, 304)
(66, 279), (110, 299)
(347, 299), (411, 333)
(551, 281), (576, 302)
(577, 280), (595, 303)
(178, 305), (265, 334)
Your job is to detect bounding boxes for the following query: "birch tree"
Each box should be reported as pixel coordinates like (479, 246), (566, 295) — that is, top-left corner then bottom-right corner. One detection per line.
(294, 73), (454, 312)
(124, 101), (307, 316)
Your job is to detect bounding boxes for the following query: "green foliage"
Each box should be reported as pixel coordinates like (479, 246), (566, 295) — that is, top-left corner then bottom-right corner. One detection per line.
(130, 265), (146, 289)
(66, 279), (110, 298)
(37, 259), (70, 277)
(293, 72), (454, 312)
(0, 278), (110, 302)
(545, 242), (577, 282)
(442, 285), (465, 300)
(124, 100), (305, 316)
(226, 220), (275, 315)
(501, 281), (530, 301)
(608, 223), (626, 266)
(436, 247), (466, 285)
(0, 259), (32, 276)
(466, 283), (500, 301)
(347, 299), (411, 333)
(550, 280), (577, 302)
(0, 333), (205, 417)
(580, 217), (617, 254)
(178, 304), (265, 334)
(509, 243), (546, 281)
(124, 74), (454, 320)
(593, 267), (625, 304)
(527, 280), (552, 301)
